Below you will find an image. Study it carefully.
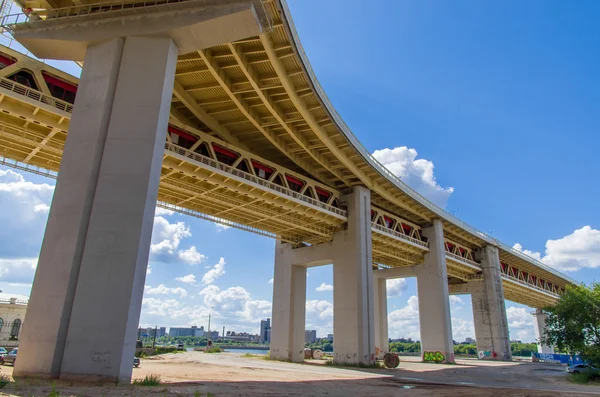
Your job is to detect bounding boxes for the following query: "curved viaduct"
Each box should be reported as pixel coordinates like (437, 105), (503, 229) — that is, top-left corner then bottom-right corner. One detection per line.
(0, 0), (573, 381)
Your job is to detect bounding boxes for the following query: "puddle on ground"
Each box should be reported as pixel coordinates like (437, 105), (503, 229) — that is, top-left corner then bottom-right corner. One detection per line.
(400, 385), (416, 389)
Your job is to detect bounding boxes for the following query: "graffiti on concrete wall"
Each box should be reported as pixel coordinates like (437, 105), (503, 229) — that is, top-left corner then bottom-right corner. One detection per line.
(478, 350), (492, 359)
(422, 351), (445, 363)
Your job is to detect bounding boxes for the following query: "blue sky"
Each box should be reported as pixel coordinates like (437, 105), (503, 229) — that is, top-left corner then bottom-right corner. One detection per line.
(0, 0), (599, 343)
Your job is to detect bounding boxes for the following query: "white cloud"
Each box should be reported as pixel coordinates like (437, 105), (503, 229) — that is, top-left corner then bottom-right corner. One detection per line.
(33, 204), (50, 213)
(387, 295), (475, 342)
(150, 216), (205, 265)
(177, 246), (205, 265)
(506, 306), (535, 342)
(306, 299), (333, 336)
(155, 207), (174, 217)
(0, 169), (55, 258)
(202, 257), (226, 285)
(386, 279), (407, 298)
(372, 147), (453, 208)
(449, 295), (463, 307)
(147, 264), (152, 275)
(145, 284), (188, 298)
(215, 223), (231, 232)
(316, 282), (333, 292)
(268, 278), (273, 285)
(0, 258), (38, 284)
(513, 226), (600, 272)
(176, 274), (197, 285)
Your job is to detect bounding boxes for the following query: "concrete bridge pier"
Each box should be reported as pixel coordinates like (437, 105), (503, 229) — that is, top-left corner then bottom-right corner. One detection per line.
(15, 36), (179, 383)
(270, 186), (375, 366)
(471, 246), (512, 361)
(416, 219), (455, 363)
(533, 309), (555, 354)
(373, 278), (388, 357)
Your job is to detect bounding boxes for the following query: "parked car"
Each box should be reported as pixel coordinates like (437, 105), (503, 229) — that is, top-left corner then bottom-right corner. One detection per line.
(177, 343), (185, 351)
(133, 356), (140, 368)
(0, 348), (7, 358)
(2, 348), (17, 366)
(567, 364), (599, 374)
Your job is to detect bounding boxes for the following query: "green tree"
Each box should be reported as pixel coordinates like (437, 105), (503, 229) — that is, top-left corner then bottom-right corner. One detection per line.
(542, 283), (600, 366)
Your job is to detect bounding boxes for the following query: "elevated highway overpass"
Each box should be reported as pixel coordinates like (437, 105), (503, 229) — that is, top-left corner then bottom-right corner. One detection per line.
(0, 0), (574, 381)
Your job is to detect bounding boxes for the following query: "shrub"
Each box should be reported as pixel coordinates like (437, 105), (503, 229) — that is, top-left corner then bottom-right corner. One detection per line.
(571, 373), (590, 384)
(132, 374), (161, 386)
(204, 347), (222, 354)
(0, 373), (9, 388)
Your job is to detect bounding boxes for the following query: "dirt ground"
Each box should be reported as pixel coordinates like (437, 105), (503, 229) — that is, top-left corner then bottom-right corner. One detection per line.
(0, 351), (597, 397)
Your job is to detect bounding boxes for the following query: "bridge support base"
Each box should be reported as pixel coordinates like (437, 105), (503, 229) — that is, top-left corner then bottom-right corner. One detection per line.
(472, 246), (512, 361)
(417, 219), (455, 364)
(373, 278), (388, 358)
(533, 309), (554, 354)
(14, 36), (178, 383)
(270, 186), (375, 366)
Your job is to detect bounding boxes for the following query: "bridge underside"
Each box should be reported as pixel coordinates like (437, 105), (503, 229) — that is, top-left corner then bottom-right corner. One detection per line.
(0, 0), (571, 382)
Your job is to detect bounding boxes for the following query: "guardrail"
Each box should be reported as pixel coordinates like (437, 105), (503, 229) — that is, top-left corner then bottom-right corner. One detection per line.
(278, 0), (577, 286)
(164, 143), (347, 218)
(371, 222), (428, 249)
(501, 273), (560, 298)
(1, 0), (273, 33)
(445, 251), (481, 269)
(0, 76), (73, 113)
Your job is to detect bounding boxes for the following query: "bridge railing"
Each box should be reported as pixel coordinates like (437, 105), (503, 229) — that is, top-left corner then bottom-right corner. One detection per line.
(164, 143), (347, 218)
(445, 251), (481, 269)
(2, 0), (273, 33)
(0, 77), (73, 113)
(371, 222), (428, 249)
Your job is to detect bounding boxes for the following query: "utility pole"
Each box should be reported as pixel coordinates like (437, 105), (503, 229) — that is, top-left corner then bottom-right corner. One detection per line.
(152, 325), (158, 348)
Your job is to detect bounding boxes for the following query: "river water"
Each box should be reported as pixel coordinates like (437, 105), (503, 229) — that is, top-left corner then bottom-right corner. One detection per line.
(224, 348), (269, 355)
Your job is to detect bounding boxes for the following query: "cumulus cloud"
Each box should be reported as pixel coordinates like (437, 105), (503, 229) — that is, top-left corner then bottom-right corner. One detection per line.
(0, 169), (55, 258)
(387, 295), (475, 342)
(150, 216), (205, 265)
(145, 284), (188, 298)
(0, 258), (38, 284)
(449, 295), (463, 307)
(202, 257), (226, 284)
(372, 147), (453, 208)
(268, 278), (273, 285)
(386, 279), (407, 298)
(215, 223), (231, 232)
(176, 274), (197, 285)
(155, 207), (174, 217)
(316, 283), (333, 292)
(306, 299), (333, 336)
(506, 306), (535, 342)
(513, 226), (600, 272)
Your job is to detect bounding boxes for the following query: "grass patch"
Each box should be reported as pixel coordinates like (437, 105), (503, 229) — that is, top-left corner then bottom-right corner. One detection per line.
(204, 347), (222, 354)
(132, 373), (161, 386)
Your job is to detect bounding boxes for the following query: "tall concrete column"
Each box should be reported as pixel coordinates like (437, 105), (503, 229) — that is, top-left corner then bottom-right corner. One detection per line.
(373, 278), (388, 356)
(533, 309), (555, 354)
(472, 246), (511, 361)
(332, 186), (375, 366)
(15, 36), (178, 382)
(417, 219), (454, 363)
(270, 242), (307, 363)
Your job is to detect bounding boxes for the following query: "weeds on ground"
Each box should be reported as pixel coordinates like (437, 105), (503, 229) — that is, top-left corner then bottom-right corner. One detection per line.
(570, 371), (600, 385)
(132, 373), (161, 386)
(204, 347), (222, 354)
(47, 383), (60, 396)
(193, 391), (214, 397)
(207, 393), (215, 397)
(0, 373), (10, 388)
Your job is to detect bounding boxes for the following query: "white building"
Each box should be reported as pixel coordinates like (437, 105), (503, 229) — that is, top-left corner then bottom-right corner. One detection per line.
(0, 292), (28, 347)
